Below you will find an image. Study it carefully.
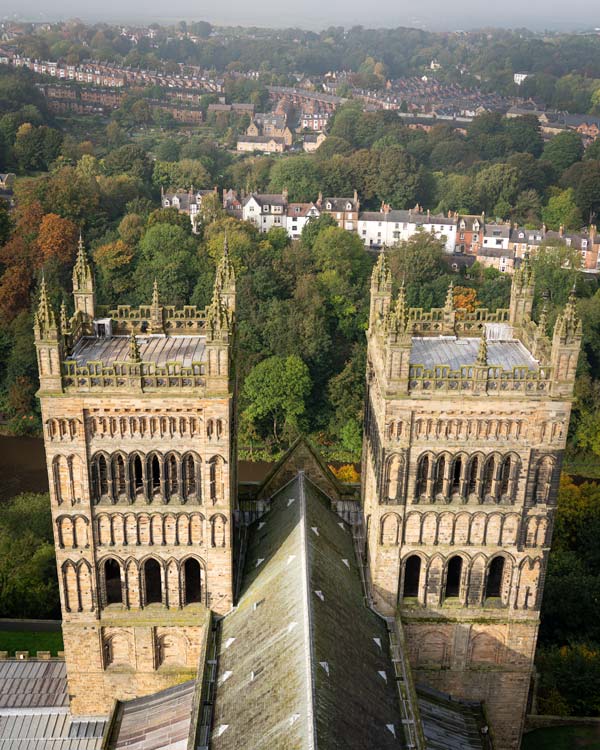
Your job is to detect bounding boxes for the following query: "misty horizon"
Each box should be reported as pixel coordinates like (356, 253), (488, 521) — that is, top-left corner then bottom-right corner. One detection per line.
(1, 1), (599, 33)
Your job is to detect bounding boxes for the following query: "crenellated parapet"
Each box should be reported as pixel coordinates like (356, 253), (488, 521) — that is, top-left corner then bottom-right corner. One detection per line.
(35, 235), (236, 396)
(367, 253), (581, 401)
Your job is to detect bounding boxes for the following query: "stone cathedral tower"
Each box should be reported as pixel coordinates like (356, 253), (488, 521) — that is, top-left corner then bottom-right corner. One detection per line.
(35, 237), (236, 716)
(362, 253), (581, 750)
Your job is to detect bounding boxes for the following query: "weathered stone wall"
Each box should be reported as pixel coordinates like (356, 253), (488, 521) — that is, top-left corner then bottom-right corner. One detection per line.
(40, 392), (234, 716)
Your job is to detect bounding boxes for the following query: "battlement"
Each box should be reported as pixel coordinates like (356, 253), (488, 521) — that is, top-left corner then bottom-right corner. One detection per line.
(34, 235), (236, 396)
(95, 303), (207, 335)
(368, 251), (581, 400)
(407, 306), (509, 335)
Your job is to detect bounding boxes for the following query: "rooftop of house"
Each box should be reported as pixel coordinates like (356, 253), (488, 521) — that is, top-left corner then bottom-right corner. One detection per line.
(68, 334), (206, 368)
(244, 193), (287, 207)
(238, 135), (285, 144)
(410, 332), (538, 372)
(322, 197), (358, 211)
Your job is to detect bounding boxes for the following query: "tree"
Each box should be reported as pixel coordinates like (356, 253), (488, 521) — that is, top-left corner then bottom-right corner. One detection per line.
(13, 123), (63, 171)
(152, 159), (211, 190)
(474, 163), (520, 214)
(268, 156), (322, 202)
(103, 144), (152, 182)
(36, 213), (79, 267)
(543, 131), (584, 173)
(504, 115), (543, 157)
(542, 188), (583, 230)
(134, 223), (199, 306)
(94, 240), (136, 301)
(388, 230), (446, 288)
(0, 492), (59, 619)
(241, 355), (312, 444)
(314, 136), (353, 160)
(374, 146), (429, 208)
(561, 160), (600, 221)
(300, 213), (337, 250)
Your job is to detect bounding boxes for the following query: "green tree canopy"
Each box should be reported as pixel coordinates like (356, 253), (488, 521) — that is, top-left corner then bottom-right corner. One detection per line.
(241, 354), (312, 444)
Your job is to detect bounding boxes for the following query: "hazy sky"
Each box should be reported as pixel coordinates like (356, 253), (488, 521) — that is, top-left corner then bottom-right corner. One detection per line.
(1, 0), (599, 31)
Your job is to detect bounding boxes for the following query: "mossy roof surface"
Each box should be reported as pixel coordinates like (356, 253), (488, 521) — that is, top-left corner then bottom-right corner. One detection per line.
(211, 473), (404, 749)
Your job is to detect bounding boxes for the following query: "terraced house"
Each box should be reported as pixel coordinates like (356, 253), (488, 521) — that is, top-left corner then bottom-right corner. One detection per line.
(0, 243), (581, 749)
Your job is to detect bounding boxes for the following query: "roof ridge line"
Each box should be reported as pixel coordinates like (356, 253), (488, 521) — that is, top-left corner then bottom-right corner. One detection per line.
(298, 471), (318, 750)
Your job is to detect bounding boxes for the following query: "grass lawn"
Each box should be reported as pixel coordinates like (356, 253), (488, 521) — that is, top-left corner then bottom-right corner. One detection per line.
(0, 631), (64, 656)
(523, 726), (600, 749)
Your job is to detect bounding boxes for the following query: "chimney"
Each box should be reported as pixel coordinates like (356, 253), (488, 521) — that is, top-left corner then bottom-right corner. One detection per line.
(282, 187), (288, 203)
(559, 224), (564, 237)
(353, 189), (358, 203)
(590, 224), (596, 243)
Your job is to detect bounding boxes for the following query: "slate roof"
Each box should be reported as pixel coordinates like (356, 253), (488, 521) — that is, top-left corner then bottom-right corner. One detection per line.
(410, 336), (538, 371)
(105, 680), (197, 750)
(0, 660), (68, 709)
(322, 197), (358, 211)
(418, 686), (486, 750)
(358, 210), (456, 226)
(0, 709), (106, 750)
(0, 660), (105, 750)
(69, 335), (206, 367)
(211, 473), (404, 749)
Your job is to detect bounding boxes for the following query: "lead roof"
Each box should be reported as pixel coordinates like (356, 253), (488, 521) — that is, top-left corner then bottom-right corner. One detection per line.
(69, 335), (206, 367)
(410, 336), (539, 371)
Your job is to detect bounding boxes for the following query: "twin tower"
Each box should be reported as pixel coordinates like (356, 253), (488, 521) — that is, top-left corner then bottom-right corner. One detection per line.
(35, 240), (580, 750)
(362, 252), (581, 748)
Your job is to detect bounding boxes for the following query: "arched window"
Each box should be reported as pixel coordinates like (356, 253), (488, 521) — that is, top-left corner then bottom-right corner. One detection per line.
(482, 457), (495, 500)
(415, 455), (429, 499)
(534, 457), (554, 504)
(485, 557), (505, 600)
(98, 455), (109, 498)
(467, 456), (480, 497)
(183, 455), (197, 500)
(499, 456), (513, 500)
(445, 556), (462, 599)
(104, 559), (122, 605)
(403, 556), (421, 599)
(209, 457), (224, 504)
(132, 455), (144, 498)
(184, 558), (202, 605)
(167, 454), (178, 498)
(451, 457), (462, 495)
(114, 455), (126, 500)
(150, 455), (161, 498)
(144, 559), (162, 605)
(387, 455), (403, 502)
(434, 456), (446, 498)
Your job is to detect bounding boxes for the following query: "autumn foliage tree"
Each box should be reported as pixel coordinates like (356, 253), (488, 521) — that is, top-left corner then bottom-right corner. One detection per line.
(36, 213), (79, 267)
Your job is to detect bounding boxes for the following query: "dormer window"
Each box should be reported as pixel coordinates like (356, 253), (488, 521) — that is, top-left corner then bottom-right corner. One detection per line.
(460, 220), (465, 229)
(263, 205), (269, 212)
(295, 207), (301, 213)
(163, 199), (170, 207)
(583, 240), (588, 248)
(519, 232), (524, 239)
(346, 202), (352, 210)
(566, 238), (572, 247)
(326, 202), (332, 210)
